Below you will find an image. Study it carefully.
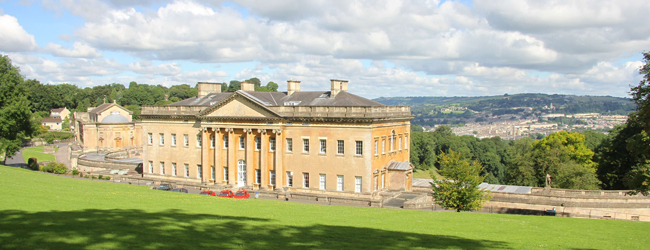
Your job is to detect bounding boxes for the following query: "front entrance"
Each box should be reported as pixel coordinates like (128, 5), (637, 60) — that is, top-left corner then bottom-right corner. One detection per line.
(237, 160), (246, 187)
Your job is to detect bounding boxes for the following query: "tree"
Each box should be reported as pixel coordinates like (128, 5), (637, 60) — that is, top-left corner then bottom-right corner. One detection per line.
(626, 51), (650, 195)
(431, 150), (491, 212)
(0, 55), (34, 158)
(594, 123), (642, 190)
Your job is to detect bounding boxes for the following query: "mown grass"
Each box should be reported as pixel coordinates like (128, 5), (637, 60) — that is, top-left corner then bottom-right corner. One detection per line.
(413, 168), (443, 179)
(0, 165), (648, 249)
(21, 146), (57, 163)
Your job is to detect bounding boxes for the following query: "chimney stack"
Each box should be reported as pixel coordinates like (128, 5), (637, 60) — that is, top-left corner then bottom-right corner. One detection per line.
(287, 80), (301, 95)
(241, 81), (255, 92)
(197, 82), (222, 98)
(330, 79), (348, 98)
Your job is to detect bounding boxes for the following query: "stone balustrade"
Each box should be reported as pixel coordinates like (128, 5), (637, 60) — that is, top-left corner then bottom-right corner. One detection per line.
(141, 106), (204, 115)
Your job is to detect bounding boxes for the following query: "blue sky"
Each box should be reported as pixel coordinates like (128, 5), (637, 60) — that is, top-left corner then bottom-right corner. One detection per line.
(1, 0), (648, 98)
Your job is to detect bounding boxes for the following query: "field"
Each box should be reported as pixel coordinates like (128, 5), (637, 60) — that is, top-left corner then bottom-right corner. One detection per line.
(0, 165), (648, 249)
(21, 146), (56, 163)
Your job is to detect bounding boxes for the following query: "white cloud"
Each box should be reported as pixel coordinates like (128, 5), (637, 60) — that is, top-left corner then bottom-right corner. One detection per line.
(128, 61), (182, 76)
(44, 41), (102, 58)
(0, 14), (38, 52)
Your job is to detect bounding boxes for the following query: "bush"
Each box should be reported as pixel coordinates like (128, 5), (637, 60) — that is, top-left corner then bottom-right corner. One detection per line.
(98, 174), (103, 179)
(104, 176), (111, 180)
(91, 176), (97, 179)
(39, 162), (68, 174)
(27, 158), (38, 170)
(71, 168), (79, 176)
(84, 175), (89, 179)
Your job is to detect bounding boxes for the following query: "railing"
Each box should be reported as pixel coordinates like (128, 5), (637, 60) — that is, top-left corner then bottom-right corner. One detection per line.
(271, 106), (412, 118)
(77, 158), (141, 171)
(530, 187), (642, 197)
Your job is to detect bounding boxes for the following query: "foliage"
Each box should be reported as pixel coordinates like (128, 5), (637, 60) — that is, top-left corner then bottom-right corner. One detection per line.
(71, 168), (79, 176)
(431, 150), (491, 212)
(39, 162), (67, 174)
(0, 55), (34, 158)
(27, 158), (38, 171)
(626, 51), (650, 195)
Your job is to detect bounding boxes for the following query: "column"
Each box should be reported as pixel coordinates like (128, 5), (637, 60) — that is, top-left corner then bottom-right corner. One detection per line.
(273, 129), (283, 190)
(227, 128), (235, 186)
(213, 127), (222, 182)
(201, 128), (210, 183)
(258, 129), (267, 188)
(245, 128), (254, 188)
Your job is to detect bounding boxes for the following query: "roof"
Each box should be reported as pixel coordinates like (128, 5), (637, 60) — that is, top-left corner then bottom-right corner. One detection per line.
(41, 118), (62, 123)
(168, 90), (386, 107)
(89, 102), (133, 115)
(387, 161), (411, 171)
(100, 114), (130, 123)
(50, 107), (66, 112)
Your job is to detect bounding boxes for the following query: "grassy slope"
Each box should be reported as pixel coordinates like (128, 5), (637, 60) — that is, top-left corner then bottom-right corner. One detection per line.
(0, 165), (648, 250)
(21, 146), (56, 163)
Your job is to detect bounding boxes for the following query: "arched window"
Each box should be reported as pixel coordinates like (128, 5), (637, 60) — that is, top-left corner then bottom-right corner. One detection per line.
(390, 130), (395, 152)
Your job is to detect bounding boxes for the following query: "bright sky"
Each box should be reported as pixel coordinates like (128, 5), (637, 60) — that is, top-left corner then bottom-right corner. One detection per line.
(0, 0), (648, 98)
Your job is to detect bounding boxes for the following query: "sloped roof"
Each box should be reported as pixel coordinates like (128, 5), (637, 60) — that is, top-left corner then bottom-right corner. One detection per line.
(50, 107), (66, 112)
(89, 103), (133, 115)
(41, 117), (62, 123)
(167, 90), (385, 107)
(101, 114), (130, 123)
(387, 161), (412, 171)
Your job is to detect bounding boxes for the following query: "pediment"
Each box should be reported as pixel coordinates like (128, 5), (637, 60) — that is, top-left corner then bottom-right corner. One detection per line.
(202, 95), (277, 118)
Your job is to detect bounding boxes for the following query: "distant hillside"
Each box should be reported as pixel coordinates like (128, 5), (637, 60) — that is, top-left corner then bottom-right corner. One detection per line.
(374, 93), (635, 127)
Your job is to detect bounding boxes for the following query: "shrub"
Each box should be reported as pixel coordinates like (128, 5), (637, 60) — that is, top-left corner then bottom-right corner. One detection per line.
(84, 175), (89, 179)
(91, 176), (97, 179)
(104, 176), (111, 180)
(27, 158), (38, 170)
(98, 174), (103, 179)
(40, 162), (67, 174)
(71, 168), (79, 176)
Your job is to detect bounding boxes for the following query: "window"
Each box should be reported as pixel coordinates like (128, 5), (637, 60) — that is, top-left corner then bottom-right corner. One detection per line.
(269, 138), (276, 151)
(337, 140), (344, 155)
(239, 136), (245, 149)
(320, 139), (327, 154)
(171, 134), (176, 146)
(374, 175), (378, 191)
(184, 134), (189, 147)
(399, 137), (402, 150)
(159, 133), (164, 145)
(337, 175), (344, 191)
(381, 173), (385, 189)
(355, 141), (363, 155)
(148, 133), (152, 145)
(196, 134), (202, 147)
(405, 135), (408, 149)
(303, 173), (310, 188)
(286, 138), (293, 152)
(303, 139), (309, 153)
(224, 167), (229, 181)
(184, 164), (189, 177)
(223, 135), (228, 148)
(255, 137), (261, 150)
(255, 169), (261, 184)
(390, 133), (394, 152)
(148, 161), (153, 173)
(172, 163), (177, 176)
(210, 135), (215, 148)
(270, 171), (276, 186)
(355, 176), (362, 193)
(287, 172), (293, 187)
(197, 165), (203, 179)
(382, 139), (386, 154)
(320, 174), (326, 190)
(160, 162), (165, 175)
(211, 166), (215, 180)
(374, 141), (378, 156)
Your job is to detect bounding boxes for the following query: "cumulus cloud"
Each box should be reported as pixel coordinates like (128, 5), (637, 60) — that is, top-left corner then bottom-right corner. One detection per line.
(128, 61), (182, 76)
(44, 41), (102, 58)
(0, 14), (38, 52)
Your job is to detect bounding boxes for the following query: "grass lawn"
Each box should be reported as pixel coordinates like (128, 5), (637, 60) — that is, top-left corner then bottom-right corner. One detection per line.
(413, 168), (443, 179)
(21, 146), (56, 163)
(0, 165), (648, 249)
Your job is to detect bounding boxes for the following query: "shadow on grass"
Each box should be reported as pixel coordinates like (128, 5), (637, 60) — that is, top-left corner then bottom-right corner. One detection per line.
(0, 209), (510, 249)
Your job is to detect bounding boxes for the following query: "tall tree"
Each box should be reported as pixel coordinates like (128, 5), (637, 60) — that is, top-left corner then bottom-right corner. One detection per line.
(431, 150), (491, 212)
(0, 55), (34, 158)
(626, 51), (650, 195)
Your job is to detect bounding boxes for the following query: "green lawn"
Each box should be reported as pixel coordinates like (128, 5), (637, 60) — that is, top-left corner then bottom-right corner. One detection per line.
(413, 168), (443, 179)
(0, 165), (648, 249)
(21, 146), (56, 163)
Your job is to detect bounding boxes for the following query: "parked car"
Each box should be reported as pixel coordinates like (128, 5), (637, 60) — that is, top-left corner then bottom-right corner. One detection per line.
(156, 183), (173, 191)
(218, 190), (234, 198)
(171, 188), (188, 193)
(200, 190), (216, 196)
(233, 190), (250, 199)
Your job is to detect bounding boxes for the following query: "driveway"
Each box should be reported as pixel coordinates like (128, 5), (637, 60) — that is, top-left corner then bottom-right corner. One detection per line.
(54, 143), (70, 167)
(4, 148), (26, 168)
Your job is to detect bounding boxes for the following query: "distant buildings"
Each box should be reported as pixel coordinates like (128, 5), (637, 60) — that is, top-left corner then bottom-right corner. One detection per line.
(41, 117), (63, 130)
(50, 107), (70, 119)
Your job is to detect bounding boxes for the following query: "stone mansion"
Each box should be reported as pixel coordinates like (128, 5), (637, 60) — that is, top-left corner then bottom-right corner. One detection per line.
(140, 80), (414, 194)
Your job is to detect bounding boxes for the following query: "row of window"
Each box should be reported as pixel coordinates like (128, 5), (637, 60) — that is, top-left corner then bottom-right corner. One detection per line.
(287, 138), (363, 156)
(373, 133), (408, 156)
(286, 172), (363, 193)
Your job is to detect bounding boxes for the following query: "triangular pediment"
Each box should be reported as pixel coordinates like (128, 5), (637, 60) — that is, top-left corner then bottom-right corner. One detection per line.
(201, 94), (277, 118)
